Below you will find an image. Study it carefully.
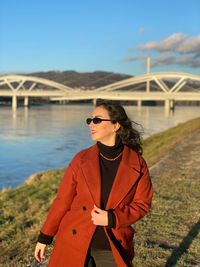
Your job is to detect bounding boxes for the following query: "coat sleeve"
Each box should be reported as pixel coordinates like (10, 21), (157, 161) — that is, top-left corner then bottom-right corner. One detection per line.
(113, 158), (153, 229)
(40, 163), (77, 236)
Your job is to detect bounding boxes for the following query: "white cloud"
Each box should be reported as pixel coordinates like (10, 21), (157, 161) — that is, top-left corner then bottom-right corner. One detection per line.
(137, 33), (200, 54)
(152, 53), (200, 68)
(137, 33), (187, 52)
(126, 33), (200, 69)
(177, 36), (200, 53)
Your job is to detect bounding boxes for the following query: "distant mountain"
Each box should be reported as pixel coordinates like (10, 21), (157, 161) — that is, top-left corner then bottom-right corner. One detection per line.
(28, 70), (132, 89)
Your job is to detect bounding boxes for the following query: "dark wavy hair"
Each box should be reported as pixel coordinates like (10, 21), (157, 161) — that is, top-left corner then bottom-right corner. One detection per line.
(96, 100), (143, 154)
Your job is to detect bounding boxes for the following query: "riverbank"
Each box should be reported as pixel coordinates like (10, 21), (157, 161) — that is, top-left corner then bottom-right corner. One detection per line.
(1, 105), (200, 189)
(0, 117), (200, 266)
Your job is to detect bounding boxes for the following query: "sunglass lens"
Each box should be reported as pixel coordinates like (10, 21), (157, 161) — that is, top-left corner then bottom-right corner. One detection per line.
(93, 117), (102, 124)
(86, 118), (92, 125)
(86, 117), (103, 125)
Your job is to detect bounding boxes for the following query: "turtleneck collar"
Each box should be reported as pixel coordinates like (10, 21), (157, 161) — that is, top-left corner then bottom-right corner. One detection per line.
(97, 135), (124, 158)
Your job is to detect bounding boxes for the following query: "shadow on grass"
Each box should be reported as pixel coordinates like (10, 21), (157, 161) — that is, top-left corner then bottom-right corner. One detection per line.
(165, 220), (200, 267)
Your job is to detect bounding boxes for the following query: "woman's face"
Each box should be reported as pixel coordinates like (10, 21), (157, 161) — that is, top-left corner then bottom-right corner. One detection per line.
(88, 106), (120, 145)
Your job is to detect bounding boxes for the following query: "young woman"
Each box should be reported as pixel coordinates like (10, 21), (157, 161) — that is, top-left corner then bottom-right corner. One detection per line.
(34, 101), (153, 267)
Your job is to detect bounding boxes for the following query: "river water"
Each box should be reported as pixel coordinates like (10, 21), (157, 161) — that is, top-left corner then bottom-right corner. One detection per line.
(0, 104), (199, 189)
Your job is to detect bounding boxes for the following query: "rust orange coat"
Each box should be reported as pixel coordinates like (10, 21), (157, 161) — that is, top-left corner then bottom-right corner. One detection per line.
(40, 144), (153, 267)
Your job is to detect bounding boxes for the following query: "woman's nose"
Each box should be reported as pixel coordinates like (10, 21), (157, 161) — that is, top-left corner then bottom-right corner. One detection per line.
(90, 125), (95, 130)
(89, 121), (95, 127)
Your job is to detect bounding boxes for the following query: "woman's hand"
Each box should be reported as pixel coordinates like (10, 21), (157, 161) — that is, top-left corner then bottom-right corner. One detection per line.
(91, 205), (108, 226)
(34, 242), (47, 262)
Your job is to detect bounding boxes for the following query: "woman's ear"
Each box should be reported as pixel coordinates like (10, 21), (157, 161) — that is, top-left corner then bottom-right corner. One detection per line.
(113, 122), (121, 132)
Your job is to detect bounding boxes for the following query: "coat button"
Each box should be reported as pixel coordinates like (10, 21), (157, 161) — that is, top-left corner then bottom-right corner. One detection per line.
(72, 229), (77, 235)
(82, 206), (87, 211)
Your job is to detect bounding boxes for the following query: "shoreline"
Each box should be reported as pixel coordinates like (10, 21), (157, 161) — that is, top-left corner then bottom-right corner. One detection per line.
(0, 105), (200, 190)
(1, 116), (200, 192)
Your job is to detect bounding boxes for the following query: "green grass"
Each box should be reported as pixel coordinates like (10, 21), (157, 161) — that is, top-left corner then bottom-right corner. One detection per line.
(1, 117), (200, 267)
(0, 170), (63, 266)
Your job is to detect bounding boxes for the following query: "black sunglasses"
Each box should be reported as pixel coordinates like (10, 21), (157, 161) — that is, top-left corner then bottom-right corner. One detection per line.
(86, 117), (116, 125)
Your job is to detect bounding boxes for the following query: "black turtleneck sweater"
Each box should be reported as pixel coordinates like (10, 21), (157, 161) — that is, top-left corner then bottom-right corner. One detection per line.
(91, 137), (124, 250)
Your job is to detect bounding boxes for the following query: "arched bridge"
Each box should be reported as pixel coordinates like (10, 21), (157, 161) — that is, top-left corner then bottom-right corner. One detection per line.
(0, 74), (75, 108)
(0, 74), (74, 94)
(0, 72), (200, 109)
(94, 72), (200, 93)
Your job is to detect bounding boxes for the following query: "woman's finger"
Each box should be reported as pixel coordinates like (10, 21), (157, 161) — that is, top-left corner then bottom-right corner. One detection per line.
(34, 243), (46, 262)
(40, 247), (45, 261)
(34, 248), (41, 262)
(91, 209), (96, 217)
(93, 205), (102, 213)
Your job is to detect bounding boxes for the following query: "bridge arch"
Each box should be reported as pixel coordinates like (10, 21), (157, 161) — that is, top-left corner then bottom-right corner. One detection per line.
(94, 72), (200, 93)
(0, 74), (74, 92)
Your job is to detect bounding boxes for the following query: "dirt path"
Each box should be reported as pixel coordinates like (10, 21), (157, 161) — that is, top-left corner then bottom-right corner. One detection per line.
(147, 129), (200, 267)
(150, 128), (200, 178)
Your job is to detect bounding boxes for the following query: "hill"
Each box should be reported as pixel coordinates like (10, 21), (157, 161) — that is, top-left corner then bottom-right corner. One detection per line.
(28, 70), (131, 89)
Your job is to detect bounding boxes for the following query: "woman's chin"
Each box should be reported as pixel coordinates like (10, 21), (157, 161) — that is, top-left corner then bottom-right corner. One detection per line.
(91, 134), (98, 141)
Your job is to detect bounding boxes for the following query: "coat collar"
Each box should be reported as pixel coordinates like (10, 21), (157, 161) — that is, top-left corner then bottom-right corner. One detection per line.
(80, 144), (142, 209)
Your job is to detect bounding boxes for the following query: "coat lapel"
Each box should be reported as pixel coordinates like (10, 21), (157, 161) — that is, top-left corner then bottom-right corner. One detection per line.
(106, 146), (141, 209)
(80, 145), (101, 207)
(80, 144), (142, 209)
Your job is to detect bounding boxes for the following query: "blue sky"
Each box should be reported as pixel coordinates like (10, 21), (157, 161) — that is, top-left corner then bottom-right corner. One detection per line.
(1, 0), (200, 75)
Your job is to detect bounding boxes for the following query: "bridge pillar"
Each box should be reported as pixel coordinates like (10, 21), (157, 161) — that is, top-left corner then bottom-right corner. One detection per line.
(93, 99), (97, 106)
(165, 100), (170, 110)
(12, 95), (17, 109)
(170, 99), (175, 110)
(165, 99), (175, 111)
(24, 96), (29, 107)
(137, 100), (142, 108)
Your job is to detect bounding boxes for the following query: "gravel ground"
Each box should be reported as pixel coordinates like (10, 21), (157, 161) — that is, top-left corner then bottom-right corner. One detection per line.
(150, 128), (200, 180)
(148, 128), (200, 267)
